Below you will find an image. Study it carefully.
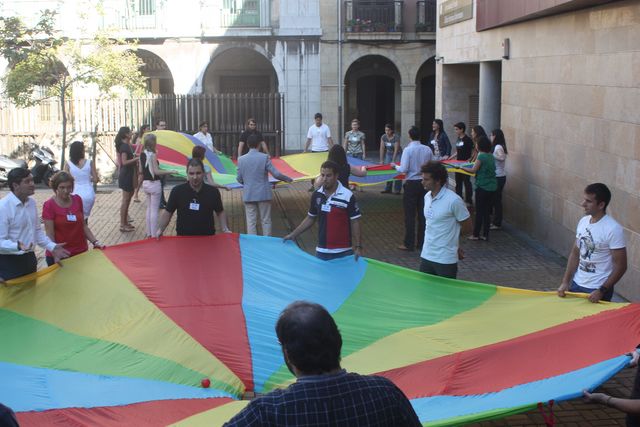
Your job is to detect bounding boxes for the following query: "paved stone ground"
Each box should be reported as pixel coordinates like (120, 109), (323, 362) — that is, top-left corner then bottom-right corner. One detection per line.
(5, 180), (635, 426)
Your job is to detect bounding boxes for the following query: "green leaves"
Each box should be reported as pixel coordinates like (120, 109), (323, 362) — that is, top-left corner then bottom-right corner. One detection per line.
(0, 10), (146, 106)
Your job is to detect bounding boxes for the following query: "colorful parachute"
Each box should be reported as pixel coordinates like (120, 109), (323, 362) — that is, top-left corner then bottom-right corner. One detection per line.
(152, 131), (404, 188)
(2, 235), (638, 426)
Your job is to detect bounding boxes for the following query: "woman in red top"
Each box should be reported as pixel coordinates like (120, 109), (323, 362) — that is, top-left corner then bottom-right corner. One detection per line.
(42, 171), (104, 266)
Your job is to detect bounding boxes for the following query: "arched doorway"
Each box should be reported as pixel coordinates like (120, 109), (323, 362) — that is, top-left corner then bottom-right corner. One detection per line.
(201, 47), (281, 156)
(136, 49), (174, 94)
(344, 55), (401, 152)
(416, 57), (436, 137)
(203, 47), (278, 94)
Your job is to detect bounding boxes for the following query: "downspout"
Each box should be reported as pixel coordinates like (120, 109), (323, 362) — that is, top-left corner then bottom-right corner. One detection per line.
(337, 0), (343, 145)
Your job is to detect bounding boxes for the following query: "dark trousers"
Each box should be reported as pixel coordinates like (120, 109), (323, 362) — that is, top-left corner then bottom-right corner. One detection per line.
(455, 172), (473, 204)
(403, 180), (426, 250)
(0, 252), (37, 280)
(316, 249), (353, 261)
(160, 176), (167, 208)
(420, 258), (458, 279)
(474, 188), (495, 239)
(628, 364), (640, 427)
(493, 176), (506, 226)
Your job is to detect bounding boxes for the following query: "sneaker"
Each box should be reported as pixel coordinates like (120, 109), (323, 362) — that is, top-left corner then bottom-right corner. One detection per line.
(380, 190), (391, 194)
(490, 224), (501, 230)
(467, 236), (480, 241)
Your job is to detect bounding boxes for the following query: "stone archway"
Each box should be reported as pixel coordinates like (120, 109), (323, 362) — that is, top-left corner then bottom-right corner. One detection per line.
(202, 47), (278, 94)
(136, 49), (174, 94)
(416, 57), (436, 135)
(344, 55), (402, 152)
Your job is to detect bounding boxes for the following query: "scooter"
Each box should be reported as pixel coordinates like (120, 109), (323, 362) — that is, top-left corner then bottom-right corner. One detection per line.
(0, 154), (28, 185)
(30, 145), (58, 185)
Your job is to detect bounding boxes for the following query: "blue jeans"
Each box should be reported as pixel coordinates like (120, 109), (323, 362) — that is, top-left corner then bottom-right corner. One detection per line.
(383, 151), (402, 193)
(570, 280), (613, 302)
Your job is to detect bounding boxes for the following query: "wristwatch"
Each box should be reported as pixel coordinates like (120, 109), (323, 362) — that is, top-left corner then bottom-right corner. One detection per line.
(598, 285), (609, 294)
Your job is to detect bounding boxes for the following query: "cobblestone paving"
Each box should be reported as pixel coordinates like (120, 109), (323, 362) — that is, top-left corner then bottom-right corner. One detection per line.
(5, 181), (634, 426)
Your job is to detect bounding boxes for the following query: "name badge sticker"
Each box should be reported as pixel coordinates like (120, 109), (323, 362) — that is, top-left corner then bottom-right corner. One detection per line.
(321, 203), (332, 213)
(189, 202), (200, 211)
(66, 214), (77, 222)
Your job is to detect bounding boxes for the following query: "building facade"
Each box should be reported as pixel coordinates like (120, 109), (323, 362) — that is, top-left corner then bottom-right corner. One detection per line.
(436, 0), (640, 299)
(318, 1), (437, 149)
(1, 0), (437, 153)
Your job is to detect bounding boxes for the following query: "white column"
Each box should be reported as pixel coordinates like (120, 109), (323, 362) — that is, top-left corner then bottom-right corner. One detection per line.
(400, 84), (416, 137)
(479, 61), (501, 131)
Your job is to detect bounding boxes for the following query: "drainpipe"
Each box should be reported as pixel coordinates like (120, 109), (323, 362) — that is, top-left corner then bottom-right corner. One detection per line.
(337, 0), (343, 145)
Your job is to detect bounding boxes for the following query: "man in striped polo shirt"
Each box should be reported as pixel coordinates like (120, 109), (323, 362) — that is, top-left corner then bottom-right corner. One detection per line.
(284, 161), (363, 261)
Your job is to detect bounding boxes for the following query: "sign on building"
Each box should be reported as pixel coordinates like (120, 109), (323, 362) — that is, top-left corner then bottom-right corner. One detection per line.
(439, 0), (473, 28)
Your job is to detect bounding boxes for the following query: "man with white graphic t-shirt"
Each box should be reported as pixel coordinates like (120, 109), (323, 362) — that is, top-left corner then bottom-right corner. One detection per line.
(558, 183), (627, 303)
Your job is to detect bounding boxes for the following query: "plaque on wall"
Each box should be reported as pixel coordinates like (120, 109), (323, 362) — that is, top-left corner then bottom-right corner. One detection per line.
(439, 0), (473, 28)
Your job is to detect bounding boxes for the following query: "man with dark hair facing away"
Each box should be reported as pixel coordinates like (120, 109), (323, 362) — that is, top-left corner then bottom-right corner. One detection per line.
(392, 126), (433, 251)
(237, 134), (293, 236)
(557, 183), (627, 302)
(284, 161), (362, 261)
(224, 301), (422, 426)
(419, 161), (471, 279)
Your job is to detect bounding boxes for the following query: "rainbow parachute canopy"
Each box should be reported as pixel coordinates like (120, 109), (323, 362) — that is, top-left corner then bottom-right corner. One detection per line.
(1, 235), (638, 426)
(152, 130), (406, 188)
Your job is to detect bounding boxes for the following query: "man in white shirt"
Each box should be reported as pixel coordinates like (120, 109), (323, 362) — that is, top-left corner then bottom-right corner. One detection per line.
(193, 121), (219, 154)
(304, 113), (334, 153)
(558, 183), (627, 303)
(419, 161), (471, 278)
(0, 168), (69, 281)
(392, 126), (433, 251)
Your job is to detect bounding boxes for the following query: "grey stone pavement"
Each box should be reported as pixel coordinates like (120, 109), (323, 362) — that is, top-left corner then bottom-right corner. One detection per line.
(6, 179), (635, 426)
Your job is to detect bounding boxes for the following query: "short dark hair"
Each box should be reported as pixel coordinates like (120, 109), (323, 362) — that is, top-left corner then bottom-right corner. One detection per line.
(320, 160), (340, 174)
(384, 123), (394, 132)
(421, 161), (448, 186)
(192, 145), (206, 160)
(408, 126), (420, 140)
(454, 122), (466, 132)
(8, 167), (30, 193)
(186, 157), (204, 172)
(585, 183), (612, 210)
(314, 113), (323, 120)
(476, 136), (492, 153)
(276, 301), (342, 375)
(247, 134), (260, 149)
(199, 121), (208, 128)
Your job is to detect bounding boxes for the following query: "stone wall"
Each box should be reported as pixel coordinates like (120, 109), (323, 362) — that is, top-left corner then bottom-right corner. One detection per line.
(436, 0), (640, 300)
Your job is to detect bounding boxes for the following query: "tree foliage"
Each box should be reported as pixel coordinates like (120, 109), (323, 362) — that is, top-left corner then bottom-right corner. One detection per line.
(0, 9), (146, 165)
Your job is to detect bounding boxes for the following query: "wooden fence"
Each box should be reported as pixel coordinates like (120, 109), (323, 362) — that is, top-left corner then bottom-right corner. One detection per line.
(0, 93), (285, 158)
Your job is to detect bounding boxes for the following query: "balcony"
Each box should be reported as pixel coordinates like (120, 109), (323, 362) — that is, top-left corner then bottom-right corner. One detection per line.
(220, 0), (260, 27)
(416, 0), (436, 37)
(344, 1), (403, 40)
(99, 0), (166, 35)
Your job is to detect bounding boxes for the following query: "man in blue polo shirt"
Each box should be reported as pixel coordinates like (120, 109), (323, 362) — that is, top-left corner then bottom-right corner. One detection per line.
(419, 161), (471, 278)
(284, 160), (362, 261)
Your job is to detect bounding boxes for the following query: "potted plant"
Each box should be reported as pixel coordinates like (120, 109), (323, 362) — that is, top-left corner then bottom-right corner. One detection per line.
(374, 22), (387, 32)
(346, 19), (356, 32)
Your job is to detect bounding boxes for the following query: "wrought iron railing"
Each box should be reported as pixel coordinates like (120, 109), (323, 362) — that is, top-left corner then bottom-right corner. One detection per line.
(416, 0), (437, 32)
(220, 0), (260, 27)
(344, 1), (403, 33)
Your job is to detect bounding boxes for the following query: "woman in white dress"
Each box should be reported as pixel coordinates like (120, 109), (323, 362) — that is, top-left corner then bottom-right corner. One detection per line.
(65, 141), (98, 222)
